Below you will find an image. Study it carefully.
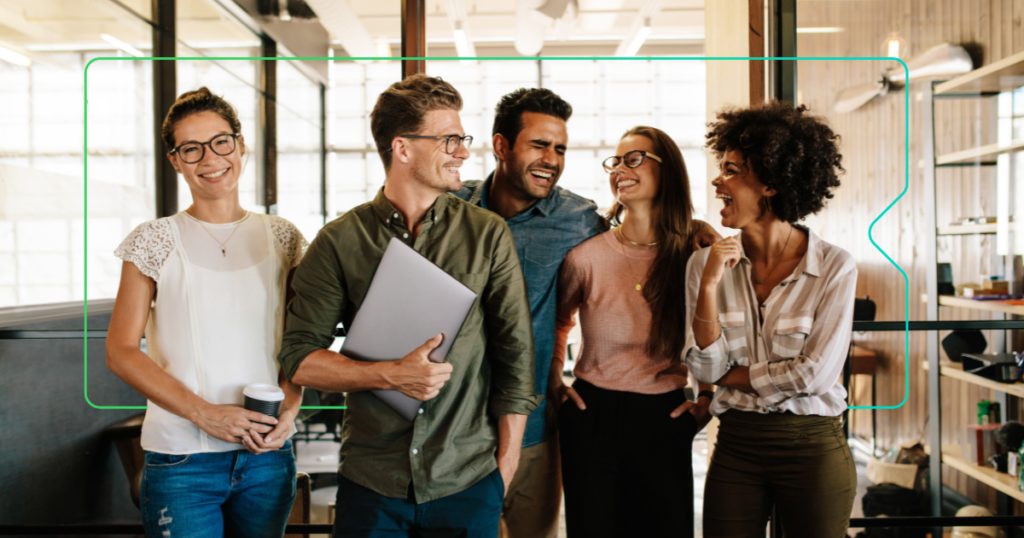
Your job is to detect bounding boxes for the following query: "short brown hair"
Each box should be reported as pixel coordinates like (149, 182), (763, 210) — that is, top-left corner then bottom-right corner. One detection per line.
(370, 74), (463, 171)
(161, 87), (242, 151)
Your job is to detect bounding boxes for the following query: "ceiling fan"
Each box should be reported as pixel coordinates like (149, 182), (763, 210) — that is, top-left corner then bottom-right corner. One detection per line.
(833, 43), (974, 113)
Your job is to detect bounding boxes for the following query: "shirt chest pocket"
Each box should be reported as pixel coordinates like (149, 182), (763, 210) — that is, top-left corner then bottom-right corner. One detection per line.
(719, 309), (749, 366)
(771, 313), (813, 359)
(523, 246), (568, 292)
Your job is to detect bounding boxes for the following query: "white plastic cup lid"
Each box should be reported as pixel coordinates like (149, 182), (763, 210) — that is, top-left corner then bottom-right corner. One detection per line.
(243, 383), (285, 402)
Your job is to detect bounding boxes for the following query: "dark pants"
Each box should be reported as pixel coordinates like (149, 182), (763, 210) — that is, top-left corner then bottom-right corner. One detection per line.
(558, 379), (698, 538)
(703, 410), (856, 538)
(332, 469), (504, 538)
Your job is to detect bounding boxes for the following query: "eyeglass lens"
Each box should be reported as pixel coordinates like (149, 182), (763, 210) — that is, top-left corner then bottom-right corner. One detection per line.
(445, 135), (473, 154)
(179, 135), (236, 164)
(603, 151), (645, 172)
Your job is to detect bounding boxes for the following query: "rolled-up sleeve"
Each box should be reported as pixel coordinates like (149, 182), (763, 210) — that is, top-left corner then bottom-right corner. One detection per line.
(278, 231), (348, 382)
(748, 251), (858, 406)
(485, 222), (538, 416)
(683, 251), (732, 384)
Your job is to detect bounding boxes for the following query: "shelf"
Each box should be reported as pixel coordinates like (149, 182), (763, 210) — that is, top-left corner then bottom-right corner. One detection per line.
(935, 49), (1024, 95)
(936, 140), (1024, 165)
(941, 444), (1024, 502)
(939, 295), (1024, 315)
(936, 361), (1024, 398)
(937, 223), (1009, 235)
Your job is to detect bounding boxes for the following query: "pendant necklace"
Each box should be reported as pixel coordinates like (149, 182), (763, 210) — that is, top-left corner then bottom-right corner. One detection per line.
(752, 225), (794, 286)
(185, 208), (248, 257)
(616, 227), (650, 292)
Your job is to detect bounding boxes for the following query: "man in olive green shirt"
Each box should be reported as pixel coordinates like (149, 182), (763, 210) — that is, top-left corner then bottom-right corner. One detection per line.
(278, 75), (537, 537)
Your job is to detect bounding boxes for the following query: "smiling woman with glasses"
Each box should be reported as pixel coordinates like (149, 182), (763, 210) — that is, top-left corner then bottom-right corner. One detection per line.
(107, 87), (307, 538)
(551, 126), (721, 538)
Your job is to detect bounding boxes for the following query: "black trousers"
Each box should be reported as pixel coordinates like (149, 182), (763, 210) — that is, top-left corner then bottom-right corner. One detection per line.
(558, 378), (697, 538)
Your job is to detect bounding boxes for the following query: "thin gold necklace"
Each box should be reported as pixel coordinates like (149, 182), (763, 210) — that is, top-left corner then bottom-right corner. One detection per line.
(185, 208), (249, 257)
(752, 225), (794, 285)
(618, 223), (658, 247)
(616, 227), (647, 292)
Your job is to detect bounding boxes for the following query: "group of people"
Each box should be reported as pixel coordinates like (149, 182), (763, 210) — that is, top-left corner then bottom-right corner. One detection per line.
(107, 73), (859, 538)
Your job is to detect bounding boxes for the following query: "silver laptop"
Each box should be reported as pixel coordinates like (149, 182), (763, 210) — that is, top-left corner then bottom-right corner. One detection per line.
(341, 237), (478, 420)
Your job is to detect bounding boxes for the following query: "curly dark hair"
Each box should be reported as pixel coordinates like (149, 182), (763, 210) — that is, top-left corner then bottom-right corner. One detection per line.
(705, 100), (844, 223)
(492, 88), (572, 149)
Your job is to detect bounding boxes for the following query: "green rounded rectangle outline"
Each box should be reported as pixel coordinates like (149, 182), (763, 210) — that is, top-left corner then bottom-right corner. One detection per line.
(84, 56), (910, 411)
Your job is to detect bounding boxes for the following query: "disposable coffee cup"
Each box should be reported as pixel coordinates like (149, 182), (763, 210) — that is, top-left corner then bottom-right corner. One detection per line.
(243, 383), (284, 426)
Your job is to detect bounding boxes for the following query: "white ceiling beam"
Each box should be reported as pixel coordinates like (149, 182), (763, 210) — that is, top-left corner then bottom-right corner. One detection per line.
(303, 0), (377, 59)
(614, 0), (664, 57)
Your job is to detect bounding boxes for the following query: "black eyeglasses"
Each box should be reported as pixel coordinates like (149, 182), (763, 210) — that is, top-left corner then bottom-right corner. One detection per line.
(602, 150), (663, 173)
(387, 134), (474, 155)
(169, 133), (241, 164)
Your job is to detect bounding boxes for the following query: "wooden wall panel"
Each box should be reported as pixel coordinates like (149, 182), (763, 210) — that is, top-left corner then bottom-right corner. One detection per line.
(795, 0), (1017, 512)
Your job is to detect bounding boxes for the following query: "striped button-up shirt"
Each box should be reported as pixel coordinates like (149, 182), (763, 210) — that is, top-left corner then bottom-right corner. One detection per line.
(683, 226), (857, 417)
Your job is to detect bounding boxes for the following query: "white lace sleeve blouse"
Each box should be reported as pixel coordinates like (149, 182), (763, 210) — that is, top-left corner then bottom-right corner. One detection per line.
(115, 211), (307, 454)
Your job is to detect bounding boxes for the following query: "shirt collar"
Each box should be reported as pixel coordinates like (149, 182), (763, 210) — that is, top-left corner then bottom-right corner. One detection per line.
(472, 171), (555, 218)
(735, 224), (822, 279)
(371, 186), (449, 227)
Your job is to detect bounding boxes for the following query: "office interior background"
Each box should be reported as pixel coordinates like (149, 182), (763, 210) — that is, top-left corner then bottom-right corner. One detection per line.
(3, 0), (1024, 536)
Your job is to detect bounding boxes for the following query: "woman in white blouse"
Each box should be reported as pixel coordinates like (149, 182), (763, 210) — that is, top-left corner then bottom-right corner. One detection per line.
(684, 101), (857, 538)
(107, 87), (306, 538)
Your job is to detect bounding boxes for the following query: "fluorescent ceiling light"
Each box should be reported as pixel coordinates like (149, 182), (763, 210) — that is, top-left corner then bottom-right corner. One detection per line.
(0, 44), (31, 67)
(453, 21), (476, 65)
(796, 27), (844, 34)
(620, 18), (652, 57)
(101, 34), (145, 57)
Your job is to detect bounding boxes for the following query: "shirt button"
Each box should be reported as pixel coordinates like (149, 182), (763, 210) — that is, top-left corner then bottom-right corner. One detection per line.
(403, 233), (409, 239)
(418, 408), (424, 415)
(411, 448), (419, 455)
(393, 212), (399, 219)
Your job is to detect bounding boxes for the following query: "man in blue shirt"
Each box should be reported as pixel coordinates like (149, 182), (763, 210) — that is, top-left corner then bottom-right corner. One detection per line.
(454, 88), (595, 538)
(455, 88), (719, 538)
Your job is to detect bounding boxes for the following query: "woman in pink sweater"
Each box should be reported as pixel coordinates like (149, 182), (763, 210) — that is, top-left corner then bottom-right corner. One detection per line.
(550, 126), (716, 538)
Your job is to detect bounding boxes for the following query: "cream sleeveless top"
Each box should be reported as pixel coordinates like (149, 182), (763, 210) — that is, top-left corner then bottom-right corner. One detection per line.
(115, 211), (307, 454)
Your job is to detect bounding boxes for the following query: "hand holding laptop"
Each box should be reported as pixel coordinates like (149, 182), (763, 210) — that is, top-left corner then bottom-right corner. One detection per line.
(383, 334), (454, 401)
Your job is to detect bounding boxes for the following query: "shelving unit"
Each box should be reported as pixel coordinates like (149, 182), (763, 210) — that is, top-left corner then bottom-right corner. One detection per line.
(939, 295), (1024, 315)
(938, 223), (1010, 235)
(941, 445), (1024, 503)
(937, 140), (1024, 166)
(924, 52), (1024, 518)
(924, 360), (1024, 399)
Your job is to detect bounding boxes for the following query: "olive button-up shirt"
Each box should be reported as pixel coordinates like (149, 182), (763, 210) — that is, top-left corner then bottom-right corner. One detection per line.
(278, 187), (538, 503)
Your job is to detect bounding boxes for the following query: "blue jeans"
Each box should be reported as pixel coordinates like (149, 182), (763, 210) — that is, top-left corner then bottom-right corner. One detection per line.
(332, 469), (504, 538)
(140, 441), (297, 538)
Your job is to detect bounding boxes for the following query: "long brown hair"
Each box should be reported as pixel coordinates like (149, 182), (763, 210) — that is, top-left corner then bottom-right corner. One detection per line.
(609, 126), (696, 358)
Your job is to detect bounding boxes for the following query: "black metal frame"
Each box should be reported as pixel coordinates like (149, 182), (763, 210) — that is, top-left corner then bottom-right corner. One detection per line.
(152, 0), (177, 218)
(767, 0), (796, 105)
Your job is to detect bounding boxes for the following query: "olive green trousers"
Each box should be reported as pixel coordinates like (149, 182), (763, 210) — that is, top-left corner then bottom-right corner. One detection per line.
(703, 410), (857, 538)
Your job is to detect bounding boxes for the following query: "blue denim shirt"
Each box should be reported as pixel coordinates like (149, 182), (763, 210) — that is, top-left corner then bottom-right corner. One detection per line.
(454, 173), (607, 447)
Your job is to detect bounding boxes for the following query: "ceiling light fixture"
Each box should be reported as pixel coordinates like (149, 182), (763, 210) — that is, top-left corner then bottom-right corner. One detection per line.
(621, 17), (652, 57)
(453, 21), (474, 65)
(0, 43), (31, 67)
(796, 27), (844, 34)
(883, 31), (908, 59)
(101, 34), (144, 57)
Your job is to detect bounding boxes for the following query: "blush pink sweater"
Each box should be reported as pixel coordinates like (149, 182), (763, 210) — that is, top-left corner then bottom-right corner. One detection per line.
(552, 229), (690, 394)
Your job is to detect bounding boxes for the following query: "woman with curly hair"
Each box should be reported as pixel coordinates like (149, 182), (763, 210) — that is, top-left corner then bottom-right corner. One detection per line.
(684, 101), (857, 537)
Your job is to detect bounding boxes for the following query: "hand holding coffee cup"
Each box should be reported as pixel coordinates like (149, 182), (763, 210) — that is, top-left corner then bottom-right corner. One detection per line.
(243, 383), (285, 428)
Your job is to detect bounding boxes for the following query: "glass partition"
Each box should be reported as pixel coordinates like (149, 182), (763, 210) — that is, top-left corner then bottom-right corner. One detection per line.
(0, 0), (154, 307)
